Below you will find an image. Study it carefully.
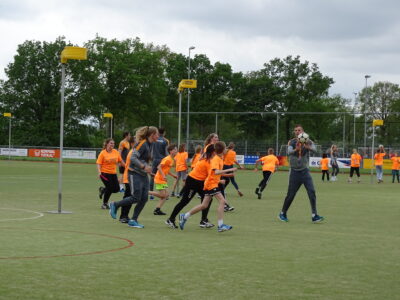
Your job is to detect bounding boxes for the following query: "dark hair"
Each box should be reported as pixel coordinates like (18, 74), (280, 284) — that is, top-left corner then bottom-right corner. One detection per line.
(322, 153), (327, 158)
(129, 136), (135, 144)
(268, 148), (274, 155)
(102, 138), (114, 149)
(123, 131), (130, 138)
(202, 144), (215, 160)
(158, 127), (165, 135)
(167, 144), (177, 153)
(214, 141), (226, 154)
(227, 142), (235, 149)
(194, 145), (202, 154)
(178, 143), (186, 153)
(294, 124), (303, 129)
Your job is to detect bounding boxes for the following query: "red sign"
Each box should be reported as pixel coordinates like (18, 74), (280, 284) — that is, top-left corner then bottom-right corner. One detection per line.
(28, 149), (60, 158)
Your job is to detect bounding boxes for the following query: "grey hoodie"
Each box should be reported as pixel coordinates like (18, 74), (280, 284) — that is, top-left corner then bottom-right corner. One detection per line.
(287, 138), (316, 171)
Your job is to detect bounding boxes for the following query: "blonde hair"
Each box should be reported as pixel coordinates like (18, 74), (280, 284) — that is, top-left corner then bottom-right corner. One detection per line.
(135, 126), (158, 142)
(204, 133), (218, 146)
(194, 145), (202, 154)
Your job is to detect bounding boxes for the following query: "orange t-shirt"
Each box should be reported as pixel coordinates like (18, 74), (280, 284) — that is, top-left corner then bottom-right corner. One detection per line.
(203, 155), (223, 191)
(259, 155), (279, 172)
(320, 158), (329, 171)
(123, 149), (133, 184)
(223, 150), (236, 165)
(391, 156), (399, 170)
(175, 152), (188, 171)
(154, 155), (174, 184)
(191, 153), (201, 169)
(351, 153), (362, 167)
(96, 149), (122, 174)
(189, 159), (210, 181)
(374, 153), (385, 166)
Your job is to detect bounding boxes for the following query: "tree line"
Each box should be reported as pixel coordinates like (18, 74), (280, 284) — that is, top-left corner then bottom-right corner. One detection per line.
(1, 36), (399, 149)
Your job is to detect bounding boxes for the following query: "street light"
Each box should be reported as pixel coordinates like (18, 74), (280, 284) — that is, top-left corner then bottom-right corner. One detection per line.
(364, 75), (371, 153)
(49, 46), (87, 214)
(186, 46), (195, 149)
(3, 113), (11, 160)
(103, 113), (113, 138)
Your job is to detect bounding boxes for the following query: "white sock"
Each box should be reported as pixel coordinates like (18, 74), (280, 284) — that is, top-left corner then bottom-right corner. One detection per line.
(218, 219), (223, 227)
(312, 213), (316, 217)
(184, 212), (191, 219)
(120, 184), (124, 189)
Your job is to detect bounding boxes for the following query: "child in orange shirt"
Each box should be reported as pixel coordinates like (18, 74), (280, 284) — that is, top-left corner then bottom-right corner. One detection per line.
(150, 144), (178, 215)
(179, 141), (237, 232)
(190, 145), (202, 169)
(390, 151), (399, 183)
(171, 143), (188, 197)
(374, 145), (386, 183)
(254, 148), (279, 199)
(320, 153), (330, 182)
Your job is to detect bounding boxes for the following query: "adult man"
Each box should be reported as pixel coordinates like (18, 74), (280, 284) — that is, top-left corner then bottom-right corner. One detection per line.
(278, 124), (324, 223)
(149, 127), (169, 197)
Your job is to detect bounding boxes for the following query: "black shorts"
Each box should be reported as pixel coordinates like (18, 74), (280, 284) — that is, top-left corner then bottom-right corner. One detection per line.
(119, 166), (125, 174)
(204, 187), (222, 196)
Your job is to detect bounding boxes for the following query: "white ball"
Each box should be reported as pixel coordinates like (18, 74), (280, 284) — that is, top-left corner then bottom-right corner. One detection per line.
(379, 144), (384, 148)
(297, 132), (309, 143)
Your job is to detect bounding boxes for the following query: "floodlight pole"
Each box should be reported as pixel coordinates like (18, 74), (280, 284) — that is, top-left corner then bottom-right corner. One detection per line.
(178, 91), (182, 147)
(8, 116), (11, 160)
(276, 112), (279, 153)
(364, 75), (371, 154)
(186, 46), (195, 149)
(370, 125), (375, 184)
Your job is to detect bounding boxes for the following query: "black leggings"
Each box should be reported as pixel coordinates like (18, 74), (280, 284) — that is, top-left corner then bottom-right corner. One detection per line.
(322, 170), (330, 181)
(331, 164), (339, 176)
(349, 167), (360, 177)
(222, 164), (240, 190)
(257, 171), (272, 192)
(100, 173), (120, 204)
(169, 176), (211, 222)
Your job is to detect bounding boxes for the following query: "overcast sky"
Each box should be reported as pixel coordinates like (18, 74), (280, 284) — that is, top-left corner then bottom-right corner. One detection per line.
(1, 0), (399, 100)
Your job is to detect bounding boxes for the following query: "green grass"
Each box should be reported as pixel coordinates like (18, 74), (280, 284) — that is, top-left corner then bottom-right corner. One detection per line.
(0, 160), (399, 300)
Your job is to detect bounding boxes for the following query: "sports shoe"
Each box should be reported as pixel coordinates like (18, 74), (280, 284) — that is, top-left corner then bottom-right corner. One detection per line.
(149, 195), (155, 200)
(217, 224), (233, 232)
(153, 208), (166, 215)
(128, 220), (144, 228)
(224, 205), (235, 212)
(119, 217), (130, 223)
(179, 213), (187, 230)
(255, 187), (260, 195)
(312, 215), (325, 223)
(165, 219), (178, 229)
(119, 188), (125, 193)
(257, 192), (262, 200)
(109, 202), (117, 219)
(278, 212), (289, 222)
(171, 192), (176, 197)
(101, 203), (110, 209)
(199, 220), (215, 228)
(99, 186), (105, 199)
(238, 190), (243, 197)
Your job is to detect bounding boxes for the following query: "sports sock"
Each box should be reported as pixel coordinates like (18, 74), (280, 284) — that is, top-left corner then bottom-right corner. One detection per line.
(184, 212), (191, 219)
(218, 220), (223, 227)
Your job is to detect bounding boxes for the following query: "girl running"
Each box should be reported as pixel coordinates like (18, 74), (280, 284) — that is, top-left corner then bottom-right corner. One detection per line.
(179, 141), (237, 233)
(254, 148), (279, 199)
(320, 153), (330, 182)
(222, 142), (244, 197)
(97, 138), (124, 209)
(109, 126), (159, 229)
(190, 145), (202, 169)
(390, 151), (399, 183)
(171, 144), (188, 197)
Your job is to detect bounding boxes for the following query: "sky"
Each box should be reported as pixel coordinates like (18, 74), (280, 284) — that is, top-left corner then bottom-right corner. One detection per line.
(0, 0), (399, 101)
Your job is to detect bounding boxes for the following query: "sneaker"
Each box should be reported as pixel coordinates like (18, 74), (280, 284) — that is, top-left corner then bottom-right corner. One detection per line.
(171, 192), (176, 197)
(257, 192), (262, 200)
(119, 217), (130, 223)
(128, 220), (144, 228)
(238, 190), (243, 197)
(217, 224), (233, 232)
(149, 195), (155, 200)
(119, 188), (125, 193)
(153, 208), (166, 215)
(179, 213), (187, 230)
(278, 212), (289, 222)
(165, 219), (178, 229)
(99, 186), (105, 199)
(255, 187), (259, 195)
(109, 202), (117, 219)
(312, 215), (325, 223)
(101, 203), (110, 209)
(224, 205), (235, 212)
(199, 220), (215, 228)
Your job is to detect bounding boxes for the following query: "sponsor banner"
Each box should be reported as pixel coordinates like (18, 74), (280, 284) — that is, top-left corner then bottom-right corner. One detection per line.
(28, 149), (60, 158)
(309, 157), (351, 169)
(236, 155), (244, 164)
(363, 159), (392, 170)
(0, 148), (28, 157)
(62, 150), (96, 160)
(241, 155), (288, 166)
(244, 155), (259, 165)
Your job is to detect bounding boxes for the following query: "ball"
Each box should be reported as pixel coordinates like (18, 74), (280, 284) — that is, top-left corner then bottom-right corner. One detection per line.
(379, 144), (384, 148)
(297, 132), (309, 143)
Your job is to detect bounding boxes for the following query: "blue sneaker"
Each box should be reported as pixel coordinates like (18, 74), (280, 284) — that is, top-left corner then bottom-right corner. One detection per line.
(278, 212), (289, 222)
(119, 188), (125, 193)
(312, 215), (324, 223)
(128, 220), (144, 228)
(149, 195), (155, 200)
(217, 224), (233, 232)
(109, 202), (117, 219)
(179, 213), (187, 230)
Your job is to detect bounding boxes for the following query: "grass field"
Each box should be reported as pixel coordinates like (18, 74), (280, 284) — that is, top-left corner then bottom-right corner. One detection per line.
(0, 160), (399, 300)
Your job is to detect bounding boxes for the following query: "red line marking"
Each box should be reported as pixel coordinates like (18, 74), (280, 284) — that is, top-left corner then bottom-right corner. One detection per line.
(0, 228), (134, 260)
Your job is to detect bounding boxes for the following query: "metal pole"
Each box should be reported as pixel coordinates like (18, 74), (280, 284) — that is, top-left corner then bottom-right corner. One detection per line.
(178, 92), (182, 147)
(364, 75), (370, 153)
(371, 125), (375, 184)
(215, 113), (218, 133)
(353, 92), (357, 145)
(111, 118), (113, 139)
(159, 112), (161, 128)
(8, 117), (11, 160)
(343, 114), (346, 156)
(276, 112), (279, 152)
(186, 46), (195, 148)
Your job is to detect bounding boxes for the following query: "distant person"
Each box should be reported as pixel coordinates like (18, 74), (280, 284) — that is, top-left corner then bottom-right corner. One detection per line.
(97, 138), (124, 209)
(221, 142), (244, 197)
(278, 124), (324, 223)
(390, 151), (400, 183)
(149, 127), (169, 199)
(320, 153), (330, 182)
(348, 148), (362, 183)
(330, 144), (339, 181)
(118, 131), (131, 192)
(254, 148), (279, 199)
(374, 145), (386, 183)
(190, 145), (203, 169)
(171, 144), (188, 197)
